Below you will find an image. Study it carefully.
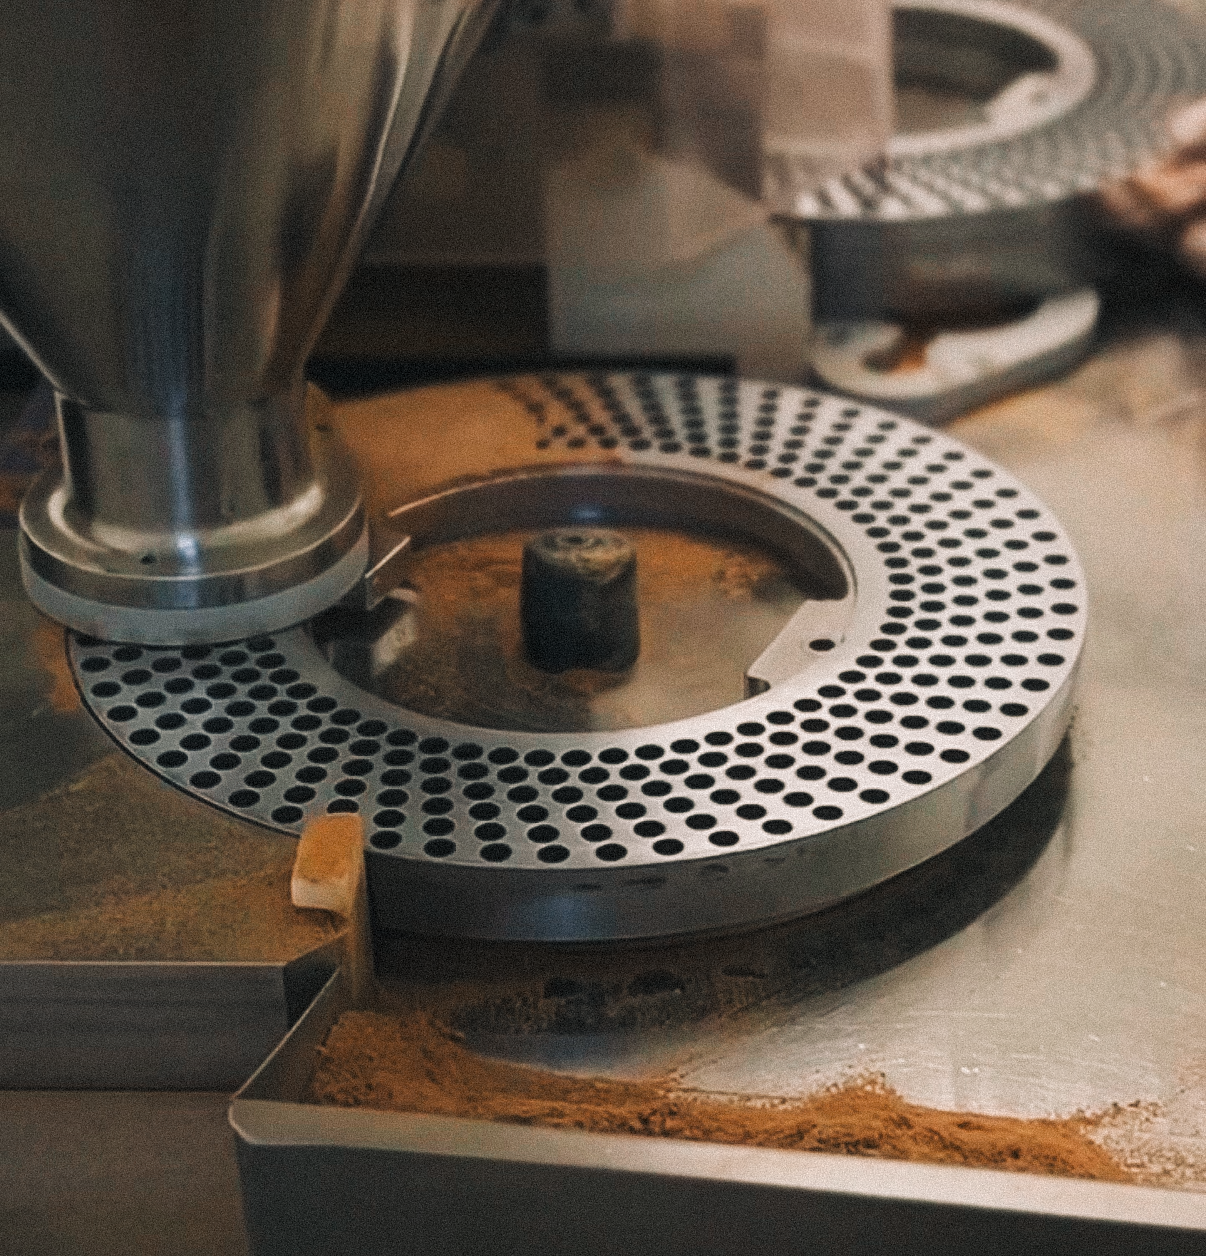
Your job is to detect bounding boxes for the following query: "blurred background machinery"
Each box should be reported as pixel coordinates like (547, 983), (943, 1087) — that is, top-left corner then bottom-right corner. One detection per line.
(302, 0), (1206, 416)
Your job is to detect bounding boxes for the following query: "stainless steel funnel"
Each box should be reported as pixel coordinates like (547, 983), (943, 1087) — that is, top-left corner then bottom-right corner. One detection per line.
(2, 0), (493, 644)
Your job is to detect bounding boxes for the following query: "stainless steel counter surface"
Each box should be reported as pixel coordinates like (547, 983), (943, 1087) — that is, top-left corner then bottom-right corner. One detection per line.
(397, 284), (1206, 1188)
(9, 273), (1206, 1229)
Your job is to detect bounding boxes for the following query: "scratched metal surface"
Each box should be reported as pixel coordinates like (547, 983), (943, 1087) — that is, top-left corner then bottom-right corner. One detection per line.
(681, 307), (1206, 1181)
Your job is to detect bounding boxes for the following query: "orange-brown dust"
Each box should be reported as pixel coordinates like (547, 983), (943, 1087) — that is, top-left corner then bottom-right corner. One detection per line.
(366, 525), (805, 733)
(31, 618), (81, 713)
(308, 1010), (1128, 1182)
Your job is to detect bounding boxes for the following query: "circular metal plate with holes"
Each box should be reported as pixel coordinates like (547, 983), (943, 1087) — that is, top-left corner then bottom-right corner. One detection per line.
(69, 374), (1085, 942)
(777, 0), (1206, 318)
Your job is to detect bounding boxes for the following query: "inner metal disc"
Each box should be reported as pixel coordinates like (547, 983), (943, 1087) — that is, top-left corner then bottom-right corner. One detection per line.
(318, 524), (814, 733)
(68, 373), (1085, 943)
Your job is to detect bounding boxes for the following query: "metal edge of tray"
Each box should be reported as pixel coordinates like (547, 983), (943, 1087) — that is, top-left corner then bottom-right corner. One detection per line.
(0, 940), (340, 1090)
(229, 970), (1206, 1256)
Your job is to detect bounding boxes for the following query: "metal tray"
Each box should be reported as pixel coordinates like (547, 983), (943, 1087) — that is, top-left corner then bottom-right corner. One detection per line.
(0, 947), (337, 1090)
(230, 968), (1206, 1255)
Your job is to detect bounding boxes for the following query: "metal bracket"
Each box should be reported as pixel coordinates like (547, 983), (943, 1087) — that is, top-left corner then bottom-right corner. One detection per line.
(339, 523), (412, 615)
(745, 593), (857, 697)
(811, 289), (1100, 425)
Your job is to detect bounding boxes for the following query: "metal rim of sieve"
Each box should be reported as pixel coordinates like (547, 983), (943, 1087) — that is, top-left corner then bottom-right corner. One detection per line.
(776, 0), (1206, 321)
(772, 0), (1206, 224)
(68, 372), (1085, 942)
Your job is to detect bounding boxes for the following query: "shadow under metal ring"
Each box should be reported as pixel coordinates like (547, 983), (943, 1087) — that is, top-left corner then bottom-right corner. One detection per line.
(69, 373), (1085, 943)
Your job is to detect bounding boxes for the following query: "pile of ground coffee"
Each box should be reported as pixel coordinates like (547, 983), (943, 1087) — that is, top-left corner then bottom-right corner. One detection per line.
(308, 1009), (1127, 1180)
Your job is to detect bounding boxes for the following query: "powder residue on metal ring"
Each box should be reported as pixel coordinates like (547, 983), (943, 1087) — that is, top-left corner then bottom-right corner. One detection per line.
(333, 526), (808, 732)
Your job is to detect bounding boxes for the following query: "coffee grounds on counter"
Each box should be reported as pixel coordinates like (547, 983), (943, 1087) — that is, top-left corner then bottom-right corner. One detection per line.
(308, 1009), (1127, 1181)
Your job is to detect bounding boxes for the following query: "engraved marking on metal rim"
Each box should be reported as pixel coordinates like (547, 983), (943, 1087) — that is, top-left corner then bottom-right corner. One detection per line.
(69, 373), (1086, 942)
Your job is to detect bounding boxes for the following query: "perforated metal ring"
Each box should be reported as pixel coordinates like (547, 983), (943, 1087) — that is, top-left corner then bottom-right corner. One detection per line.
(70, 373), (1085, 942)
(776, 0), (1206, 318)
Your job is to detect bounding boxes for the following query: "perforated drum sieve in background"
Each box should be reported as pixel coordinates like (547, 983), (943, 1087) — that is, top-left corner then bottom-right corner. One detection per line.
(777, 0), (1206, 319)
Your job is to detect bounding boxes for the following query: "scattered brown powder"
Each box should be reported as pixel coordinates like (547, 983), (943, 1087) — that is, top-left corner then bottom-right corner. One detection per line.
(0, 862), (339, 962)
(308, 1010), (1129, 1182)
(31, 617), (80, 713)
(0, 754), (338, 962)
(372, 526), (805, 731)
(331, 379), (621, 520)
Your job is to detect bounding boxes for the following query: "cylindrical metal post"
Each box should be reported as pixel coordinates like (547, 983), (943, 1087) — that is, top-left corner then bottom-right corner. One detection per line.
(521, 529), (639, 673)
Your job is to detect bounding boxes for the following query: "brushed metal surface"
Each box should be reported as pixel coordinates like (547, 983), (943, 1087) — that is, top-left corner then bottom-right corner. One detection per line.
(0, 962), (289, 1090)
(230, 971), (1206, 1256)
(0, 937), (338, 1090)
